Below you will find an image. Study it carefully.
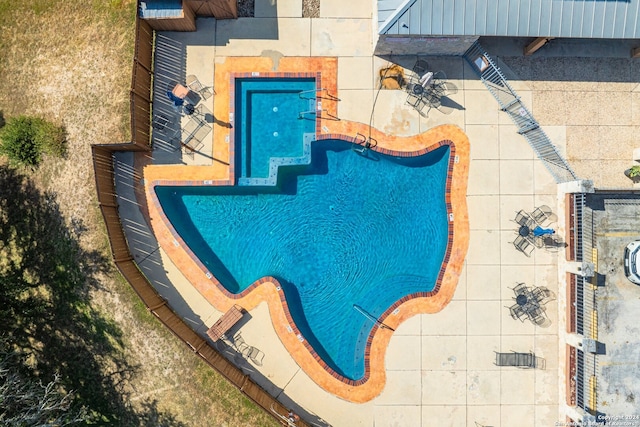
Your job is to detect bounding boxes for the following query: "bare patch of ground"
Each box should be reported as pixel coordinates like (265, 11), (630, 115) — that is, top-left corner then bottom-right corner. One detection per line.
(0, 2), (276, 425)
(303, 0), (320, 18)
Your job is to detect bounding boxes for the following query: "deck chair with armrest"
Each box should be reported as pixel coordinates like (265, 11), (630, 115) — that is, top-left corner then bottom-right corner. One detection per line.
(507, 303), (527, 322)
(512, 235), (535, 257)
(242, 346), (265, 366)
(167, 80), (200, 105)
(529, 306), (552, 328)
(412, 59), (429, 76)
(531, 205), (557, 226)
(514, 209), (536, 228)
(430, 70), (448, 95)
(511, 282), (528, 296)
(186, 74), (215, 100)
(406, 91), (430, 117)
(532, 286), (555, 304)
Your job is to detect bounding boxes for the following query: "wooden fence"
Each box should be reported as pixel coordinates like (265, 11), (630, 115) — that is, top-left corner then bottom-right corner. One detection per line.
(90, 11), (310, 425)
(92, 144), (309, 426)
(186, 0), (237, 19)
(130, 16), (154, 148)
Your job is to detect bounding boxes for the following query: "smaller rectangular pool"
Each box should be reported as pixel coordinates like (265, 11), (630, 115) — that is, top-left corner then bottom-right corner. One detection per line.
(234, 77), (317, 180)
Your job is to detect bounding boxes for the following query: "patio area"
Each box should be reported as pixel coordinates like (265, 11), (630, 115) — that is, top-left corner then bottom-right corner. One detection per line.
(114, 0), (639, 425)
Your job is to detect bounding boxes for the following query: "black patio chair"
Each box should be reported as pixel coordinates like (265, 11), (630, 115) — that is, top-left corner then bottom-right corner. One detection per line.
(507, 303), (527, 322)
(532, 286), (555, 304)
(512, 235), (535, 257)
(531, 205), (557, 226)
(186, 74), (215, 100)
(529, 306), (552, 328)
(511, 282), (528, 296)
(514, 209), (536, 228)
(430, 70), (448, 95)
(412, 59), (429, 76)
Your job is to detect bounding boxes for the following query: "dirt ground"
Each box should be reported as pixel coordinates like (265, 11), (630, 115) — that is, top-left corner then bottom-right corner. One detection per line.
(237, 0), (320, 18)
(0, 2), (276, 425)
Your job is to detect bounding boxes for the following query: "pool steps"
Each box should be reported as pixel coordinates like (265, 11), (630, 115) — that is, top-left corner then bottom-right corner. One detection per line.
(237, 132), (316, 187)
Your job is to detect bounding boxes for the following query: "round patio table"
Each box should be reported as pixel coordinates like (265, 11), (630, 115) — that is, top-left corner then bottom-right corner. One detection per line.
(516, 294), (528, 306)
(518, 225), (530, 237)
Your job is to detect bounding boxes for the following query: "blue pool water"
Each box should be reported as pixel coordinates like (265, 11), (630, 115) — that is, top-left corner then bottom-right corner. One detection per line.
(156, 141), (451, 380)
(235, 78), (316, 178)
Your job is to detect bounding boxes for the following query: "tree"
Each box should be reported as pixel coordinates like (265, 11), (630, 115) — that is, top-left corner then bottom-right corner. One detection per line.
(0, 347), (87, 426)
(0, 116), (65, 168)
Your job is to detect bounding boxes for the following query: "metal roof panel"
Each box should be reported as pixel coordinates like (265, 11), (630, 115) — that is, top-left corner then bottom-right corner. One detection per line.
(441, 0), (455, 35)
(486, 0), (501, 36)
(591, 2), (607, 38)
(380, 0), (640, 39)
(431, 0), (444, 34)
(559, 1), (574, 37)
(507, 0), (522, 36)
(475, 0), (487, 35)
(453, 0), (467, 34)
(528, 0), (542, 36)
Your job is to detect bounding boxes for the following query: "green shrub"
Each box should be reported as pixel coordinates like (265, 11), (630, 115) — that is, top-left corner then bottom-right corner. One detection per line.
(0, 116), (65, 167)
(628, 165), (640, 178)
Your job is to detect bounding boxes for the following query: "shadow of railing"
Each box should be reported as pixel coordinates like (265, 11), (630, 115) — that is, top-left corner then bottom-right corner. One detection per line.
(92, 144), (316, 427)
(150, 33), (188, 164)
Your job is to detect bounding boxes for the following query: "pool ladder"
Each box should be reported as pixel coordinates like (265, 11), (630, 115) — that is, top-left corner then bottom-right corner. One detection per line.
(298, 88), (340, 101)
(353, 304), (395, 331)
(351, 132), (377, 153)
(298, 88), (340, 121)
(298, 109), (317, 119)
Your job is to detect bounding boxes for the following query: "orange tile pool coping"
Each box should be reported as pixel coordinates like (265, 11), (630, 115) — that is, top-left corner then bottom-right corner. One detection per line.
(140, 57), (469, 402)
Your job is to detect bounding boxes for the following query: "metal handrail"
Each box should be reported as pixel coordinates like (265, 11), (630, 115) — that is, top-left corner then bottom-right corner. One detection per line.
(463, 41), (578, 183)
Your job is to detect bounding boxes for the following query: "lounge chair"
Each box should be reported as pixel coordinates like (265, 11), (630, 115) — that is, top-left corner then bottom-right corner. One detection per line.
(531, 205), (557, 226)
(512, 235), (535, 257)
(186, 74), (215, 100)
(494, 351), (536, 368)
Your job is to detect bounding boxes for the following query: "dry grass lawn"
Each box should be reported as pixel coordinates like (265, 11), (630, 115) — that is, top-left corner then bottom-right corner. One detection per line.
(0, 1), (277, 425)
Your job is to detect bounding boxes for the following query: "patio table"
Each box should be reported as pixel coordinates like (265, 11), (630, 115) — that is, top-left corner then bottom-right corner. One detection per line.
(516, 294), (528, 306)
(206, 305), (244, 342)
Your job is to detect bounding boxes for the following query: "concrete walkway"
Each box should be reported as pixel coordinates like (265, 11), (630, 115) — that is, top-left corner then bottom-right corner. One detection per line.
(107, 0), (640, 425)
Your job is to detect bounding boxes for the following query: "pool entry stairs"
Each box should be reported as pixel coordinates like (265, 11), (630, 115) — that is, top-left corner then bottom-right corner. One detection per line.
(237, 86), (340, 187)
(237, 132), (316, 187)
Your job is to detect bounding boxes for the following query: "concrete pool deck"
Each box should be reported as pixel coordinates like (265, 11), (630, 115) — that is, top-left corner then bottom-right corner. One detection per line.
(114, 1), (640, 425)
(143, 49), (472, 401)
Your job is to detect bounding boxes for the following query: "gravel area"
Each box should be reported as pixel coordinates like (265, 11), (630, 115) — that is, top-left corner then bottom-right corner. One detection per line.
(237, 0), (254, 17)
(303, 0), (320, 18)
(237, 0), (318, 18)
